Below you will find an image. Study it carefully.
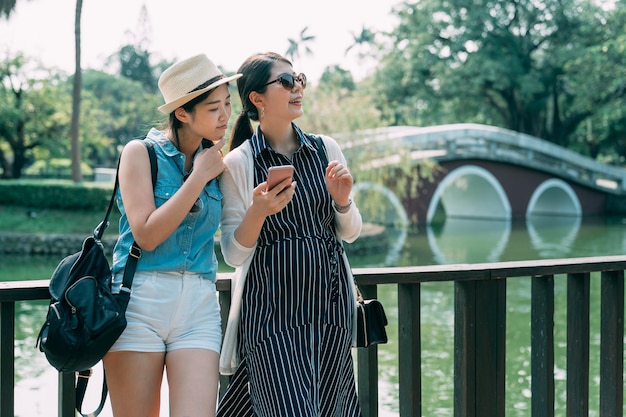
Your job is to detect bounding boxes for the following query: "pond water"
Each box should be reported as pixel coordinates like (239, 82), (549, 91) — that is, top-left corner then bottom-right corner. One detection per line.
(3, 215), (626, 416)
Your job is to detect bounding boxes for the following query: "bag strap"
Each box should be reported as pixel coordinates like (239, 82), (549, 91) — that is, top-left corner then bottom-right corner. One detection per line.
(117, 139), (157, 306)
(310, 134), (328, 167)
(75, 369), (107, 416)
(75, 139), (158, 417)
(311, 134), (366, 305)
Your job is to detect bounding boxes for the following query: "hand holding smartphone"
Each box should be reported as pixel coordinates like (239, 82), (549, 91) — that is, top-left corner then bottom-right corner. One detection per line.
(266, 165), (294, 191)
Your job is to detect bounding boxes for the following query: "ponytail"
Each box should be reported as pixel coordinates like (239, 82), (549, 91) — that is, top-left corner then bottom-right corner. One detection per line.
(229, 112), (254, 151)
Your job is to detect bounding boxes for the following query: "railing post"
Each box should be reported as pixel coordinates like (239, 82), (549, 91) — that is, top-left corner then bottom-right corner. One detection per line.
(58, 372), (75, 417)
(600, 270), (624, 417)
(357, 284), (379, 417)
(0, 302), (15, 417)
(454, 279), (506, 417)
(398, 283), (421, 417)
(567, 273), (590, 417)
(218, 285), (232, 399)
(531, 275), (555, 417)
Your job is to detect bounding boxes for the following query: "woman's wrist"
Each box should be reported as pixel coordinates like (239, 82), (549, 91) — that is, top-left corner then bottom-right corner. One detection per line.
(333, 198), (352, 213)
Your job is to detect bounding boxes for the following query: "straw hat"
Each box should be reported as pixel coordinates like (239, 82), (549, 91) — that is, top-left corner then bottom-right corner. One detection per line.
(157, 54), (242, 114)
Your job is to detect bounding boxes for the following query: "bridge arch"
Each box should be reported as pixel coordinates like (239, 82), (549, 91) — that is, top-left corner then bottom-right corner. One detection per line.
(353, 182), (410, 227)
(352, 182), (409, 266)
(526, 178), (582, 217)
(427, 165), (511, 223)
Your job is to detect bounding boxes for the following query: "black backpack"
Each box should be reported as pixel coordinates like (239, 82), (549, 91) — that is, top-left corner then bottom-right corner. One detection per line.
(36, 139), (157, 416)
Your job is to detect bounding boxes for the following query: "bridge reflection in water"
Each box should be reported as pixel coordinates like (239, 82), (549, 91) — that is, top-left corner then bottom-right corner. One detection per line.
(424, 215), (584, 265)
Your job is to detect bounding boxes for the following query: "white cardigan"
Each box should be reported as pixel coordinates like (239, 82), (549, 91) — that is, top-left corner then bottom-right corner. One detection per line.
(218, 134), (362, 375)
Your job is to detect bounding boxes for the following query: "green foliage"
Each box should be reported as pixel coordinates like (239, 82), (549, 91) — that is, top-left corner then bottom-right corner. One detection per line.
(299, 69), (382, 135)
(371, 0), (626, 161)
(0, 180), (114, 211)
(114, 44), (158, 93)
(339, 129), (442, 225)
(0, 53), (70, 178)
(298, 69), (441, 224)
(79, 70), (163, 167)
(318, 66), (355, 92)
(24, 158), (93, 178)
(285, 26), (316, 61)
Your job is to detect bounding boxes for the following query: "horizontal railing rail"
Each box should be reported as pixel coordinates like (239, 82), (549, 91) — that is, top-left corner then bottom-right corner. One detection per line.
(2, 255), (625, 417)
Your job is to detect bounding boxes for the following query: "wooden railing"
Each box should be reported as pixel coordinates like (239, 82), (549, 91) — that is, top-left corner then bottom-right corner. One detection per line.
(1, 255), (625, 417)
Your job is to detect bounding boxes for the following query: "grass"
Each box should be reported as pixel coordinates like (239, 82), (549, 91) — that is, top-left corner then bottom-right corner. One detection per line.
(0, 204), (122, 235)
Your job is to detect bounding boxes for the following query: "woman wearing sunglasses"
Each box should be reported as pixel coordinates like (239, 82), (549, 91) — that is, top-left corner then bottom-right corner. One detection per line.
(217, 51), (362, 417)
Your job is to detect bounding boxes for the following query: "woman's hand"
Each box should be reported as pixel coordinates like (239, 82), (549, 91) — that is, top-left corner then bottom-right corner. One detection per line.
(325, 160), (353, 206)
(233, 178), (296, 248)
(250, 178), (296, 218)
(192, 138), (226, 183)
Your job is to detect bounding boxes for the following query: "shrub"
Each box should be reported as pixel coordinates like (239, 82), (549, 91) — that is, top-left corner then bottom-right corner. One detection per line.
(0, 179), (113, 211)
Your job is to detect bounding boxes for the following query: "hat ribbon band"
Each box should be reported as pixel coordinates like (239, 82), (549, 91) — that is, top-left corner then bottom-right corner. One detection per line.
(187, 74), (226, 94)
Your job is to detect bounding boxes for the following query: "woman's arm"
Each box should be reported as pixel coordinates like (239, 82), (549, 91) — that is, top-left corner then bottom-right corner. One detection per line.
(220, 149), (296, 266)
(320, 135), (363, 243)
(119, 140), (222, 251)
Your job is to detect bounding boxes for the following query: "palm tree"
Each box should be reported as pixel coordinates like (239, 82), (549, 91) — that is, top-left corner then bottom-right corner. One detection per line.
(285, 26), (316, 61)
(0, 0), (18, 18)
(345, 26), (376, 57)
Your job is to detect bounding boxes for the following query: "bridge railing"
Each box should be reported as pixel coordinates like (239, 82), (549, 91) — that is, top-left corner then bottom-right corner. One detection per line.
(344, 124), (626, 194)
(2, 255), (626, 417)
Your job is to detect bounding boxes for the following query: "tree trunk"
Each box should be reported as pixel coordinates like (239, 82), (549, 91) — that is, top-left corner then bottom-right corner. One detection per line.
(70, 0), (83, 182)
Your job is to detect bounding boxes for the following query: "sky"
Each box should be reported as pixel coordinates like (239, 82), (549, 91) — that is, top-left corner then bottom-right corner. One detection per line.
(0, 0), (401, 83)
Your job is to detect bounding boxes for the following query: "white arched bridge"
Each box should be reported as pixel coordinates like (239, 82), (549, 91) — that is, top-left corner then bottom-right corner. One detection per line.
(342, 123), (626, 226)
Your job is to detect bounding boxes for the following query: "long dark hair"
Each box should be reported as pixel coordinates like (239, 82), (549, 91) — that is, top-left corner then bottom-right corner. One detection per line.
(228, 52), (292, 151)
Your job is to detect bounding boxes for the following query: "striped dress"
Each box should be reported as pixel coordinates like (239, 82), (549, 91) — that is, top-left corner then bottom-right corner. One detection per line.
(217, 131), (362, 417)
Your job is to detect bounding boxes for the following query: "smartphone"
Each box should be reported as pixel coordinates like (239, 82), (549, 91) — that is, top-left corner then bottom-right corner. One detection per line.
(266, 165), (294, 191)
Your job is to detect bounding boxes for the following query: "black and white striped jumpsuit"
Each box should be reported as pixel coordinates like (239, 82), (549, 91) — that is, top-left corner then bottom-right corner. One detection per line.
(217, 132), (361, 417)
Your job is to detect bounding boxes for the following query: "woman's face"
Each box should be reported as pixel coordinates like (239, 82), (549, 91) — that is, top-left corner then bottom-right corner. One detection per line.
(260, 61), (305, 123)
(185, 84), (233, 141)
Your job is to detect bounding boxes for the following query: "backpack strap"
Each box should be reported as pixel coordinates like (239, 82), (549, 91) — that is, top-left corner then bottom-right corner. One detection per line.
(118, 139), (157, 304)
(310, 134), (328, 166)
(75, 139), (158, 417)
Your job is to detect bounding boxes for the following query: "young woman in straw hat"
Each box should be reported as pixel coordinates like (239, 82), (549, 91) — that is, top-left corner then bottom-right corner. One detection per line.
(103, 53), (241, 417)
(216, 52), (362, 417)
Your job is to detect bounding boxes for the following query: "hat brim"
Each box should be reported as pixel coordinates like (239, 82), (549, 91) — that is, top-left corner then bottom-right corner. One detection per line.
(158, 73), (242, 114)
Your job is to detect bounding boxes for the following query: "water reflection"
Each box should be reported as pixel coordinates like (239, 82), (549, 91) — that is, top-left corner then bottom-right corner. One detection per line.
(526, 215), (581, 258)
(427, 218), (511, 264)
(5, 216), (626, 416)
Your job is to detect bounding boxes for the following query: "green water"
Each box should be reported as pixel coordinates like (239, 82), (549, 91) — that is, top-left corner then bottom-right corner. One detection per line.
(3, 215), (626, 416)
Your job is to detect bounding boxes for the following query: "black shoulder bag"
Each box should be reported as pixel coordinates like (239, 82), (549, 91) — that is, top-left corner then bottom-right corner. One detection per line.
(309, 134), (388, 348)
(35, 140), (158, 416)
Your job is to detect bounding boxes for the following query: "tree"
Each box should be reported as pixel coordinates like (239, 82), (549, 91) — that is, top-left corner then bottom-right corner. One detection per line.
(285, 26), (316, 61)
(1, 0), (86, 181)
(69, 0), (83, 182)
(106, 5), (158, 93)
(345, 26), (376, 58)
(373, 0), (626, 158)
(113, 44), (157, 92)
(80, 69), (162, 167)
(318, 65), (355, 92)
(0, 0), (18, 19)
(0, 54), (70, 178)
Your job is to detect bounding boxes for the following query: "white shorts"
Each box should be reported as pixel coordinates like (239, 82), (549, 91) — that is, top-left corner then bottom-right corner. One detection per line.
(109, 271), (222, 353)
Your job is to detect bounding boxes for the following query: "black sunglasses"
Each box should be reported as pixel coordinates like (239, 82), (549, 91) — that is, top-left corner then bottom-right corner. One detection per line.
(261, 73), (307, 90)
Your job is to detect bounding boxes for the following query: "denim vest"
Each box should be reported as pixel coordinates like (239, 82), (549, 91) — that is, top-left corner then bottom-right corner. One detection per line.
(111, 128), (222, 287)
